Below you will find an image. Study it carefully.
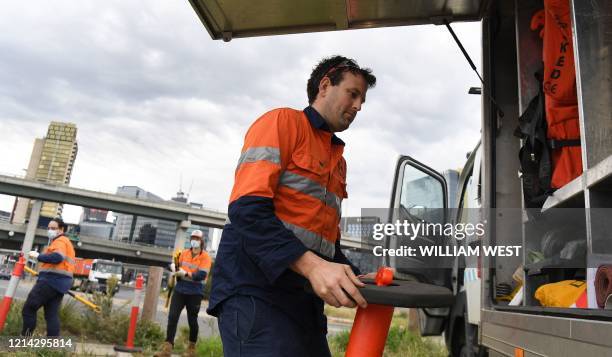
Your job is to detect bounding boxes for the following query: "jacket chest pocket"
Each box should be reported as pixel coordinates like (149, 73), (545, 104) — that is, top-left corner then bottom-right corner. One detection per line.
(280, 152), (330, 202)
(292, 152), (328, 177)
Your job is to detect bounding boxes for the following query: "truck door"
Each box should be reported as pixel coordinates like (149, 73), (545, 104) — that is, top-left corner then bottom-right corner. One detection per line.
(385, 156), (454, 289)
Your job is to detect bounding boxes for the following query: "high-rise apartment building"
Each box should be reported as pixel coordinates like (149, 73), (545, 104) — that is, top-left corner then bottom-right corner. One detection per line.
(12, 122), (78, 223)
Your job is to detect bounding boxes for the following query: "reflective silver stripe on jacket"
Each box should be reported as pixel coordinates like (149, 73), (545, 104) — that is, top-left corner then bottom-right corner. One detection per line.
(237, 147), (281, 169)
(39, 267), (74, 278)
(279, 171), (342, 215)
(281, 220), (335, 258)
(180, 262), (199, 270)
(56, 252), (75, 265)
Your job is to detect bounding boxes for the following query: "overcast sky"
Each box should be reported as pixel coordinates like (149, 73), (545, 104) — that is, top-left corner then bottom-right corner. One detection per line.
(0, 1), (481, 224)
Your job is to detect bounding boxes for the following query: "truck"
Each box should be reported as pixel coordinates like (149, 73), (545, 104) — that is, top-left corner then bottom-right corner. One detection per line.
(73, 258), (123, 295)
(188, 0), (612, 356)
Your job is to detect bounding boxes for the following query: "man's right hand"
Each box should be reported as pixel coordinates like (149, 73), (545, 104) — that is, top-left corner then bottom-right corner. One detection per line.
(291, 251), (367, 309)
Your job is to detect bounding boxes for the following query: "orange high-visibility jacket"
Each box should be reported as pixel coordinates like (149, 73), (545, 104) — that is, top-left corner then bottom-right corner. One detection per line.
(531, 0), (582, 188)
(230, 108), (347, 259)
(39, 235), (76, 278)
(178, 248), (212, 281)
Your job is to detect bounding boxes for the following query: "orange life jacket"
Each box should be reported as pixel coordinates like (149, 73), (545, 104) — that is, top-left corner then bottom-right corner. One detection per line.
(230, 108), (347, 258)
(531, 0), (582, 188)
(39, 235), (76, 278)
(179, 248), (212, 282)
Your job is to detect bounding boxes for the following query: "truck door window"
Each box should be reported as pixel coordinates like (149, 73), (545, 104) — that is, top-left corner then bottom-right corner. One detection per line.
(399, 164), (445, 224)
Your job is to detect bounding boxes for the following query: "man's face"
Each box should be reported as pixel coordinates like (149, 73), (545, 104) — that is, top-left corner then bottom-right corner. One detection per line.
(48, 221), (59, 232)
(318, 72), (367, 133)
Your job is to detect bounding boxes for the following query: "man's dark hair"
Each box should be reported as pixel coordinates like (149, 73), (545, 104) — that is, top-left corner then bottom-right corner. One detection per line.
(50, 217), (67, 232)
(307, 55), (376, 105)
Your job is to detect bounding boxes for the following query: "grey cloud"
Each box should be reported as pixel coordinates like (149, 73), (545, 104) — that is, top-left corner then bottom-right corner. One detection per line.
(0, 1), (482, 219)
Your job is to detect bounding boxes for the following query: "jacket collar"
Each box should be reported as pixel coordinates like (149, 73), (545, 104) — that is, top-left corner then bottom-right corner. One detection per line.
(303, 106), (345, 146)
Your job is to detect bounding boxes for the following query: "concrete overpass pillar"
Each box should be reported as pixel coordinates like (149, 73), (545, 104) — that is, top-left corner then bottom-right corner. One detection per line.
(21, 200), (42, 254)
(173, 220), (191, 252)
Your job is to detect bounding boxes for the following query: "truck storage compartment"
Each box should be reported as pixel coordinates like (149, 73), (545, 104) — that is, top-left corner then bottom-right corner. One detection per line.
(490, 0), (612, 316)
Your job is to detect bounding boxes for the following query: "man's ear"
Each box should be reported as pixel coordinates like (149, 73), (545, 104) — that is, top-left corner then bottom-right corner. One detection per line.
(318, 76), (331, 98)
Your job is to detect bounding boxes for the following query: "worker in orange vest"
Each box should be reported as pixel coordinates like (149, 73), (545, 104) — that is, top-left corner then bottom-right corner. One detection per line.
(208, 56), (377, 356)
(22, 217), (75, 336)
(155, 229), (212, 357)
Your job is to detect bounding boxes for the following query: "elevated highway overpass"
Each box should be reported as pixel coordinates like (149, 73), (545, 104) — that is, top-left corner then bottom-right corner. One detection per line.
(0, 174), (374, 266)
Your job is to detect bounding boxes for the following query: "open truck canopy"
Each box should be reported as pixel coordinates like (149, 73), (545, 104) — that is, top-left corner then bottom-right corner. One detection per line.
(188, 0), (489, 41)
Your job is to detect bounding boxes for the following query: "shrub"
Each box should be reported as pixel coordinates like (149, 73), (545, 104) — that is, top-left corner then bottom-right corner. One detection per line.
(196, 335), (223, 356)
(1, 299), (46, 337)
(328, 326), (447, 357)
(135, 318), (165, 351)
(58, 299), (83, 336)
(328, 330), (350, 357)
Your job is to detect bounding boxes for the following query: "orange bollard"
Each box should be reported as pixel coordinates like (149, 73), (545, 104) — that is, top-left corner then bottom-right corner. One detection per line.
(114, 273), (144, 353)
(346, 267), (395, 357)
(0, 254), (26, 332)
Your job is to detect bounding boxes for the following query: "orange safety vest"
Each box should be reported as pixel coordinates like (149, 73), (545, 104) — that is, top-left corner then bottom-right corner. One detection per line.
(230, 108), (347, 259)
(531, 0), (582, 188)
(39, 235), (76, 278)
(178, 249), (212, 282)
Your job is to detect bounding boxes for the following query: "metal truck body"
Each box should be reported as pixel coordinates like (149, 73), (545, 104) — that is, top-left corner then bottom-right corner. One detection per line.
(74, 258), (123, 294)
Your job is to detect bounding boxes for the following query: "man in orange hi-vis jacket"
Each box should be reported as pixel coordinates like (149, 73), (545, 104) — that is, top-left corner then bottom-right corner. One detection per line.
(208, 56), (376, 356)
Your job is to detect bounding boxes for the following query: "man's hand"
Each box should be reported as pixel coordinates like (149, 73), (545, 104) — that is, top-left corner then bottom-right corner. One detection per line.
(28, 251), (39, 260)
(291, 251), (367, 309)
(176, 269), (187, 278)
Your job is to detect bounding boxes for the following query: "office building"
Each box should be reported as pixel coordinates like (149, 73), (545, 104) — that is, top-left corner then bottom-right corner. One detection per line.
(112, 186), (177, 247)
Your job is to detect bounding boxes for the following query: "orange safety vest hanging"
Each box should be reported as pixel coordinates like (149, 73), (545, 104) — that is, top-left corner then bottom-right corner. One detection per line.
(39, 235), (76, 278)
(531, 0), (582, 188)
(230, 108), (347, 259)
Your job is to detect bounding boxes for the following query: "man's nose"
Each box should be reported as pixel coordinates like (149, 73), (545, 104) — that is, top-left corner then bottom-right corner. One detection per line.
(353, 99), (362, 111)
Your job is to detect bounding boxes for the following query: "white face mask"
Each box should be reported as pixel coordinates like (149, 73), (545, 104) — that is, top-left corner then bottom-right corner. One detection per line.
(190, 239), (201, 249)
(47, 229), (59, 240)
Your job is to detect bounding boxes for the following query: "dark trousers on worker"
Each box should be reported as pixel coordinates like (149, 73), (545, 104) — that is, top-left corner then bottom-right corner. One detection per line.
(218, 295), (331, 357)
(166, 291), (201, 344)
(21, 280), (64, 336)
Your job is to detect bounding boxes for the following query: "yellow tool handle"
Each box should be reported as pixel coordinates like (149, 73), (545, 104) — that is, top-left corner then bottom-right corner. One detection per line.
(67, 291), (101, 313)
(24, 263), (101, 313)
(24, 266), (38, 276)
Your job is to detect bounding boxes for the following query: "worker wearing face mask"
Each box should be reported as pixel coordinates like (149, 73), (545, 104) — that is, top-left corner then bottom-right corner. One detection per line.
(22, 217), (75, 336)
(155, 229), (212, 357)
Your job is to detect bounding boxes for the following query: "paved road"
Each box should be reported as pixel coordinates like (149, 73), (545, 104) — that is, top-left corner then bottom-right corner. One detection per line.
(0, 279), (350, 338)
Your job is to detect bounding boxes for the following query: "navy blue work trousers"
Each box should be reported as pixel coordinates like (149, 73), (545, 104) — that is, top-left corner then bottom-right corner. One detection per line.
(21, 280), (64, 336)
(218, 295), (331, 357)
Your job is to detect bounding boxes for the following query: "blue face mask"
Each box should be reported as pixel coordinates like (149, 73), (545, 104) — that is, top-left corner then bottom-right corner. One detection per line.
(47, 229), (59, 240)
(190, 240), (201, 249)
